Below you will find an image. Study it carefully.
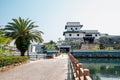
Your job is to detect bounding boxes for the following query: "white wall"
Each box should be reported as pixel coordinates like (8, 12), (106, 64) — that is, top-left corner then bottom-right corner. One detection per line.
(92, 34), (100, 39)
(29, 44), (42, 53)
(65, 33), (100, 39)
(67, 27), (81, 31)
(32, 46), (36, 52)
(65, 33), (84, 38)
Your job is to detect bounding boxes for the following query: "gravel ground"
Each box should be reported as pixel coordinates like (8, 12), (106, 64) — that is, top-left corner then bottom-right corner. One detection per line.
(0, 54), (68, 80)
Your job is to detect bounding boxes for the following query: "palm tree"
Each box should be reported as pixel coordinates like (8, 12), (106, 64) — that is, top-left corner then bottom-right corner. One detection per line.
(4, 17), (43, 56)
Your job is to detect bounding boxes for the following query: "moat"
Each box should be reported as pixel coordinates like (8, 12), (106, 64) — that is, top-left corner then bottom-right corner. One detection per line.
(78, 58), (120, 80)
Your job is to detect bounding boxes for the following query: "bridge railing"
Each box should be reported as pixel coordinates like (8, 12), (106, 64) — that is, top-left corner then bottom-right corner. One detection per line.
(68, 53), (92, 80)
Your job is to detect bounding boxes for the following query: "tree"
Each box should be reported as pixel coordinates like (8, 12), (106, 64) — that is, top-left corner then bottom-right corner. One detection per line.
(99, 43), (105, 49)
(99, 37), (112, 49)
(4, 17), (43, 56)
(0, 28), (5, 44)
(44, 40), (56, 50)
(0, 29), (5, 53)
(99, 36), (120, 50)
(0, 28), (12, 54)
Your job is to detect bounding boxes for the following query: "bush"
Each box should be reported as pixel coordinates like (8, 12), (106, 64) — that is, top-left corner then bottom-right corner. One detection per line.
(0, 56), (28, 67)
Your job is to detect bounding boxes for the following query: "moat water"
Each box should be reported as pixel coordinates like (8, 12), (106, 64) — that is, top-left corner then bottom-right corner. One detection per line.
(77, 58), (120, 80)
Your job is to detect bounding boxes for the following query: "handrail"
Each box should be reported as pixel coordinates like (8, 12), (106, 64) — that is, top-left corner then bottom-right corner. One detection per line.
(68, 53), (92, 80)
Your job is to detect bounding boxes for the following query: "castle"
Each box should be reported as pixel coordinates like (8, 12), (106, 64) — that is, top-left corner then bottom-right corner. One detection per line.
(63, 22), (101, 44)
(57, 22), (108, 52)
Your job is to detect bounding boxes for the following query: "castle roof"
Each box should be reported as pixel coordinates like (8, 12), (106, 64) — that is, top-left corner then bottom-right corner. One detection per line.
(63, 31), (85, 35)
(63, 30), (100, 35)
(82, 30), (100, 34)
(65, 22), (83, 29)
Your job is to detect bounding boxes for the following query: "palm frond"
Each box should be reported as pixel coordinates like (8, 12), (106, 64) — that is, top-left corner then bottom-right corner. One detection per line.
(4, 17), (44, 43)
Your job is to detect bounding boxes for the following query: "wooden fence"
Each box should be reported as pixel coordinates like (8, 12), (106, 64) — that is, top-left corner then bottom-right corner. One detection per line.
(69, 53), (92, 80)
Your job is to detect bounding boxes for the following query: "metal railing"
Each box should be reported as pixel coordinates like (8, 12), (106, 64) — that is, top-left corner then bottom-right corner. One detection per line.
(67, 57), (75, 80)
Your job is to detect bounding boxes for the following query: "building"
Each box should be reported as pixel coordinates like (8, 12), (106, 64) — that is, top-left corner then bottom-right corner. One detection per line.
(57, 22), (103, 52)
(29, 43), (43, 54)
(57, 22), (120, 52)
(63, 22), (100, 44)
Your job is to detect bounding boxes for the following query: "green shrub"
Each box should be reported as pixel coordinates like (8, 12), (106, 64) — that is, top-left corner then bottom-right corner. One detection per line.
(0, 56), (28, 67)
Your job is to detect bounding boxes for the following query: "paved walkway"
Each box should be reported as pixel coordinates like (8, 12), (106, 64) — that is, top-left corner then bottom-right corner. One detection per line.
(0, 54), (68, 80)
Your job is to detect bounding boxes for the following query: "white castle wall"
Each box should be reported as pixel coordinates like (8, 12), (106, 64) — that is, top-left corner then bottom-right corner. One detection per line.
(67, 27), (81, 31)
(65, 33), (85, 38)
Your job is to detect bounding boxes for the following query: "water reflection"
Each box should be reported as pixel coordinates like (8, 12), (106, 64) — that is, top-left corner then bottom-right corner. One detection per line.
(77, 58), (120, 80)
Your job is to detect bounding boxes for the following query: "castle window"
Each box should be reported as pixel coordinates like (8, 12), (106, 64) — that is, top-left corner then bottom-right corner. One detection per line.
(69, 34), (71, 36)
(77, 34), (79, 36)
(75, 28), (77, 30)
(95, 34), (97, 36)
(71, 28), (74, 31)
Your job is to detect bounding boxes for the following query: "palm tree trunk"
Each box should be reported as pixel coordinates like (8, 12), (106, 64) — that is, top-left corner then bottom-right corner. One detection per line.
(21, 51), (25, 56)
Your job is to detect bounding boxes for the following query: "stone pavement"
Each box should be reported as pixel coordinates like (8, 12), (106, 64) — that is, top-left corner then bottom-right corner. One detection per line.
(0, 54), (68, 80)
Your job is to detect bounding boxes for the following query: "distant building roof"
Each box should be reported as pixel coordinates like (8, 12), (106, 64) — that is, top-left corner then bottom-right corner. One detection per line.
(82, 30), (100, 34)
(100, 33), (109, 37)
(106, 35), (120, 38)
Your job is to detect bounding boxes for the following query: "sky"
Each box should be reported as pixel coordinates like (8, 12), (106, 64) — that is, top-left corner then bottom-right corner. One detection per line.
(0, 0), (120, 43)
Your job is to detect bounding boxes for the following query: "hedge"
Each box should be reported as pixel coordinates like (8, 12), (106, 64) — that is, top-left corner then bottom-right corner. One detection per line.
(0, 56), (28, 67)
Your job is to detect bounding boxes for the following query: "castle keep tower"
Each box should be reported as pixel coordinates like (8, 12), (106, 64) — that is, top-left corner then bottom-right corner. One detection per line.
(63, 22), (100, 44)
(63, 22), (84, 43)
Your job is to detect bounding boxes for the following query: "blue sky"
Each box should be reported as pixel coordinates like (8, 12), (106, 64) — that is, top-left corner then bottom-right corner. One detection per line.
(1, 0), (120, 42)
